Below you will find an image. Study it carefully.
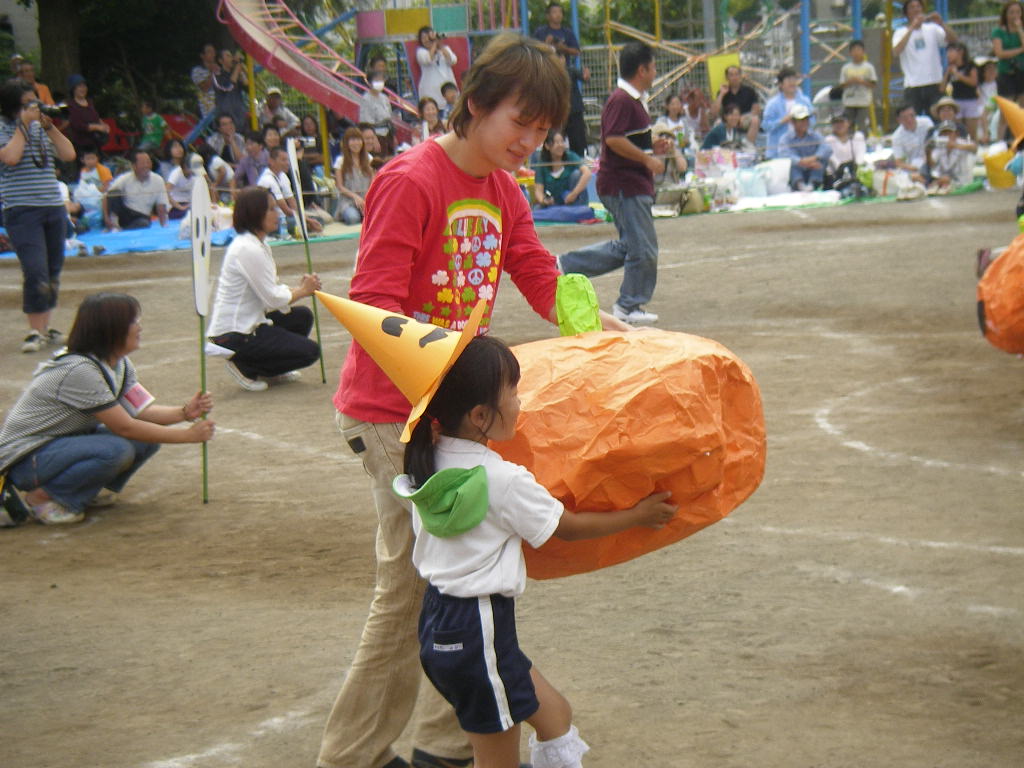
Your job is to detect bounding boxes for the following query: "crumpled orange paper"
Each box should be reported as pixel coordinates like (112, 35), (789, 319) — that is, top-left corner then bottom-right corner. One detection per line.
(494, 330), (766, 579)
(978, 234), (1024, 354)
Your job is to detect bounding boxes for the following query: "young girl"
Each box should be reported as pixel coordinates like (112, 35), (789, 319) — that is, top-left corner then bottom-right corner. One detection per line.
(416, 96), (446, 144)
(394, 335), (676, 768)
(332, 126), (374, 224)
(533, 129), (591, 207)
(978, 58), (999, 144)
(653, 93), (691, 151)
(943, 41), (980, 140)
(163, 139), (195, 220)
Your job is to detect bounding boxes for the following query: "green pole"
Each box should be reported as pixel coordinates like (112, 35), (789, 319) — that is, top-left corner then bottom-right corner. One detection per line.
(198, 313), (209, 503)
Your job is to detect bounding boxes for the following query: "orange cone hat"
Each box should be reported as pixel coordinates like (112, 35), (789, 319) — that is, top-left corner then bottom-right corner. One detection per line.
(996, 96), (1024, 150)
(315, 292), (487, 442)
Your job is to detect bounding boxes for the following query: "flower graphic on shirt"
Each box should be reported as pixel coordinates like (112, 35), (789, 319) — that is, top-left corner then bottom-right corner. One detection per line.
(493, 250), (501, 267)
(475, 251), (492, 268)
(467, 268), (484, 286)
(461, 286), (477, 303)
(422, 301), (435, 314)
(483, 233), (498, 250)
(437, 288), (454, 304)
(456, 272), (466, 288)
(431, 270), (449, 286)
(460, 238), (472, 254)
(478, 284), (495, 302)
(444, 237), (458, 255)
(438, 305), (451, 317)
(462, 255), (474, 270)
(488, 266), (498, 283)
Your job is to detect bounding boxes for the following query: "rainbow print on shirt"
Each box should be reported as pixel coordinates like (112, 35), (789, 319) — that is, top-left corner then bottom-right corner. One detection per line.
(418, 199), (502, 332)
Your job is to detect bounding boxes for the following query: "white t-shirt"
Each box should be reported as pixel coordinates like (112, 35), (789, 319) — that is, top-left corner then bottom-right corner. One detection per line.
(206, 231), (293, 336)
(840, 61), (878, 107)
(166, 166), (196, 204)
(892, 22), (947, 87)
(257, 167), (293, 201)
(402, 436), (563, 599)
(108, 171), (170, 213)
(892, 114), (934, 169)
(208, 154), (234, 185)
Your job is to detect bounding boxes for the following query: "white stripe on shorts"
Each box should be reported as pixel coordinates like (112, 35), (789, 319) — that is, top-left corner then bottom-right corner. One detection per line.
(477, 595), (514, 730)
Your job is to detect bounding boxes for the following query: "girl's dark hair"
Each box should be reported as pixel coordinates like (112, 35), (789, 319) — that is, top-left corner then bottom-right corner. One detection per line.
(0, 78), (32, 122)
(777, 66), (797, 84)
(449, 32), (569, 140)
(67, 293), (141, 360)
(233, 185), (273, 234)
(1002, 1), (1024, 28)
(164, 138), (186, 165)
(663, 93), (682, 117)
(946, 40), (969, 60)
(539, 129), (564, 164)
(403, 335), (521, 487)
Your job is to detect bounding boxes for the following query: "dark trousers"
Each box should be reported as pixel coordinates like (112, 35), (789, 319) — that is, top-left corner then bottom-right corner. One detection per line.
(212, 307), (319, 378)
(565, 108), (588, 156)
(4, 205), (66, 314)
(905, 84), (941, 116)
(107, 195), (152, 230)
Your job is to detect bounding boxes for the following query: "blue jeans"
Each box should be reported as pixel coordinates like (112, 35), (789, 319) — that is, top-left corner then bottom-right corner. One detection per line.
(3, 204), (66, 314)
(790, 162), (825, 188)
(6, 427), (160, 513)
(558, 191), (658, 312)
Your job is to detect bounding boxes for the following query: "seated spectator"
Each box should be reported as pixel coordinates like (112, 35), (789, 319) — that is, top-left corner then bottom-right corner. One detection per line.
(158, 138), (187, 182)
(103, 149), (169, 230)
(293, 140), (332, 226)
(680, 85), (711, 143)
(213, 49), (248, 131)
(165, 147), (199, 221)
(197, 144), (234, 203)
(261, 124), (282, 151)
(359, 70), (393, 127)
(701, 104), (755, 151)
(929, 96), (977, 151)
(78, 149), (112, 192)
(839, 40), (877, 134)
(927, 120), (974, 193)
(533, 129), (591, 208)
(17, 60), (54, 106)
(257, 145), (323, 235)
(232, 131), (267, 193)
(413, 96), (445, 144)
(366, 54), (399, 96)
(258, 86), (300, 135)
(207, 114), (246, 166)
(66, 74), (110, 157)
(780, 105), (831, 190)
(298, 114), (324, 167)
(138, 100), (167, 152)
(891, 103), (934, 183)
(206, 186), (322, 391)
(824, 112), (866, 187)
(712, 65), (761, 145)
(652, 127), (689, 189)
(763, 66), (815, 159)
(0, 292), (214, 525)
(332, 126), (375, 224)
(439, 81), (459, 124)
(653, 94), (692, 152)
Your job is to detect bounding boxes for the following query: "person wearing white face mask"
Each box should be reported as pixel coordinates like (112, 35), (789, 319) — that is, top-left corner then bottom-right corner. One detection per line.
(359, 73), (393, 127)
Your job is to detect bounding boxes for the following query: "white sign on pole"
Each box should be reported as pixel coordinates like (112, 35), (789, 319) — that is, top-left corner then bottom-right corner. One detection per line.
(190, 178), (213, 317)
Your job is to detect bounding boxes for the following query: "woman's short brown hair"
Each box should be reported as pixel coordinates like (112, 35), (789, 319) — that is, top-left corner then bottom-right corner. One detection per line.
(67, 293), (141, 361)
(233, 186), (273, 234)
(448, 33), (569, 139)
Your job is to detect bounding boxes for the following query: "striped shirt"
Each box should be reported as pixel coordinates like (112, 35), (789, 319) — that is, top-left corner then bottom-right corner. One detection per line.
(0, 118), (62, 208)
(0, 354), (144, 472)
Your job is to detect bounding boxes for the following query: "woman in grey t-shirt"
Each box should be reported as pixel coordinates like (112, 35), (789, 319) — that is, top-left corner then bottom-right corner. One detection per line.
(0, 293), (215, 525)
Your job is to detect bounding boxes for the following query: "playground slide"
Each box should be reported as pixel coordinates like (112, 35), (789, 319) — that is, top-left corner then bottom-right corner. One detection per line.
(217, 0), (416, 142)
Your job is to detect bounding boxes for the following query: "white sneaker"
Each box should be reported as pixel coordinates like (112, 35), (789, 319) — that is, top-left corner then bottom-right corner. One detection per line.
(267, 370), (302, 384)
(30, 500), (84, 525)
(87, 490), (118, 508)
(225, 360), (268, 391)
(21, 331), (45, 353)
(612, 303), (659, 325)
(46, 328), (64, 347)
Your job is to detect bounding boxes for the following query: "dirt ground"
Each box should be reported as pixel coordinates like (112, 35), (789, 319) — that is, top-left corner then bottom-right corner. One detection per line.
(2, 188), (1022, 768)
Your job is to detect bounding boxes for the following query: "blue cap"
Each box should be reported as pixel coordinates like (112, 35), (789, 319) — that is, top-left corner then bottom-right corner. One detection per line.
(67, 73), (85, 90)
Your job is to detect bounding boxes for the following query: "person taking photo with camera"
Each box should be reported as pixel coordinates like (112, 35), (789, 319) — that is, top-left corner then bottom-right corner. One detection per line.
(415, 26), (457, 106)
(0, 79), (76, 353)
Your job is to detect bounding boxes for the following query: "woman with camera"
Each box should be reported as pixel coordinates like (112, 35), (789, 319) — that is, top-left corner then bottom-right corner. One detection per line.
(0, 79), (76, 353)
(415, 26), (457, 106)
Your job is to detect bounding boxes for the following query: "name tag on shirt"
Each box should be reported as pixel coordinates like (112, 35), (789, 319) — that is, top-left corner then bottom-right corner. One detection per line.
(123, 382), (155, 412)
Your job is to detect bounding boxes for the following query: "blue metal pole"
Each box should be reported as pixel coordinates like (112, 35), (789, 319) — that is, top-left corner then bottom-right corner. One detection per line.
(852, 0), (862, 40)
(571, 0), (581, 52)
(800, 0), (811, 98)
(521, 0), (530, 35)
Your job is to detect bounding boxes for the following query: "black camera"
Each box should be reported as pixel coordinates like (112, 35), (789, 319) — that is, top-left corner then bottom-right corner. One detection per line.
(31, 100), (66, 119)
(437, 32), (447, 39)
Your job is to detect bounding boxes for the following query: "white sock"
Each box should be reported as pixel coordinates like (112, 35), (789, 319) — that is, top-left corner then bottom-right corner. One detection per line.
(528, 724), (590, 768)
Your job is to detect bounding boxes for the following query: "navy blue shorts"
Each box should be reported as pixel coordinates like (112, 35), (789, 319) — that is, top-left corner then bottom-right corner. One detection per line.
(419, 584), (539, 733)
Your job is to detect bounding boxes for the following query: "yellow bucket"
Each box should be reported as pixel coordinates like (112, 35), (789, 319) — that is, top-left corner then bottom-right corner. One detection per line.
(985, 150), (1016, 189)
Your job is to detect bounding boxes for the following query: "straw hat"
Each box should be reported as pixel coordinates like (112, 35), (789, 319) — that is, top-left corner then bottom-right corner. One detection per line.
(315, 292), (487, 442)
(930, 96), (960, 119)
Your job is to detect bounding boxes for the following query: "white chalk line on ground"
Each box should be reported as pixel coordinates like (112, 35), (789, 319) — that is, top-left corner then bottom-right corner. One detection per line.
(142, 708), (317, 768)
(218, 426), (359, 464)
(814, 376), (1024, 480)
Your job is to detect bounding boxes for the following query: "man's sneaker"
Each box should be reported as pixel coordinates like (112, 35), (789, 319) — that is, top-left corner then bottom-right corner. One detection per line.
(29, 500), (84, 525)
(267, 370), (302, 384)
(612, 302), (658, 325)
(46, 328), (64, 347)
(87, 490), (118, 508)
(21, 331), (45, 353)
(410, 749), (471, 768)
(225, 360), (268, 391)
